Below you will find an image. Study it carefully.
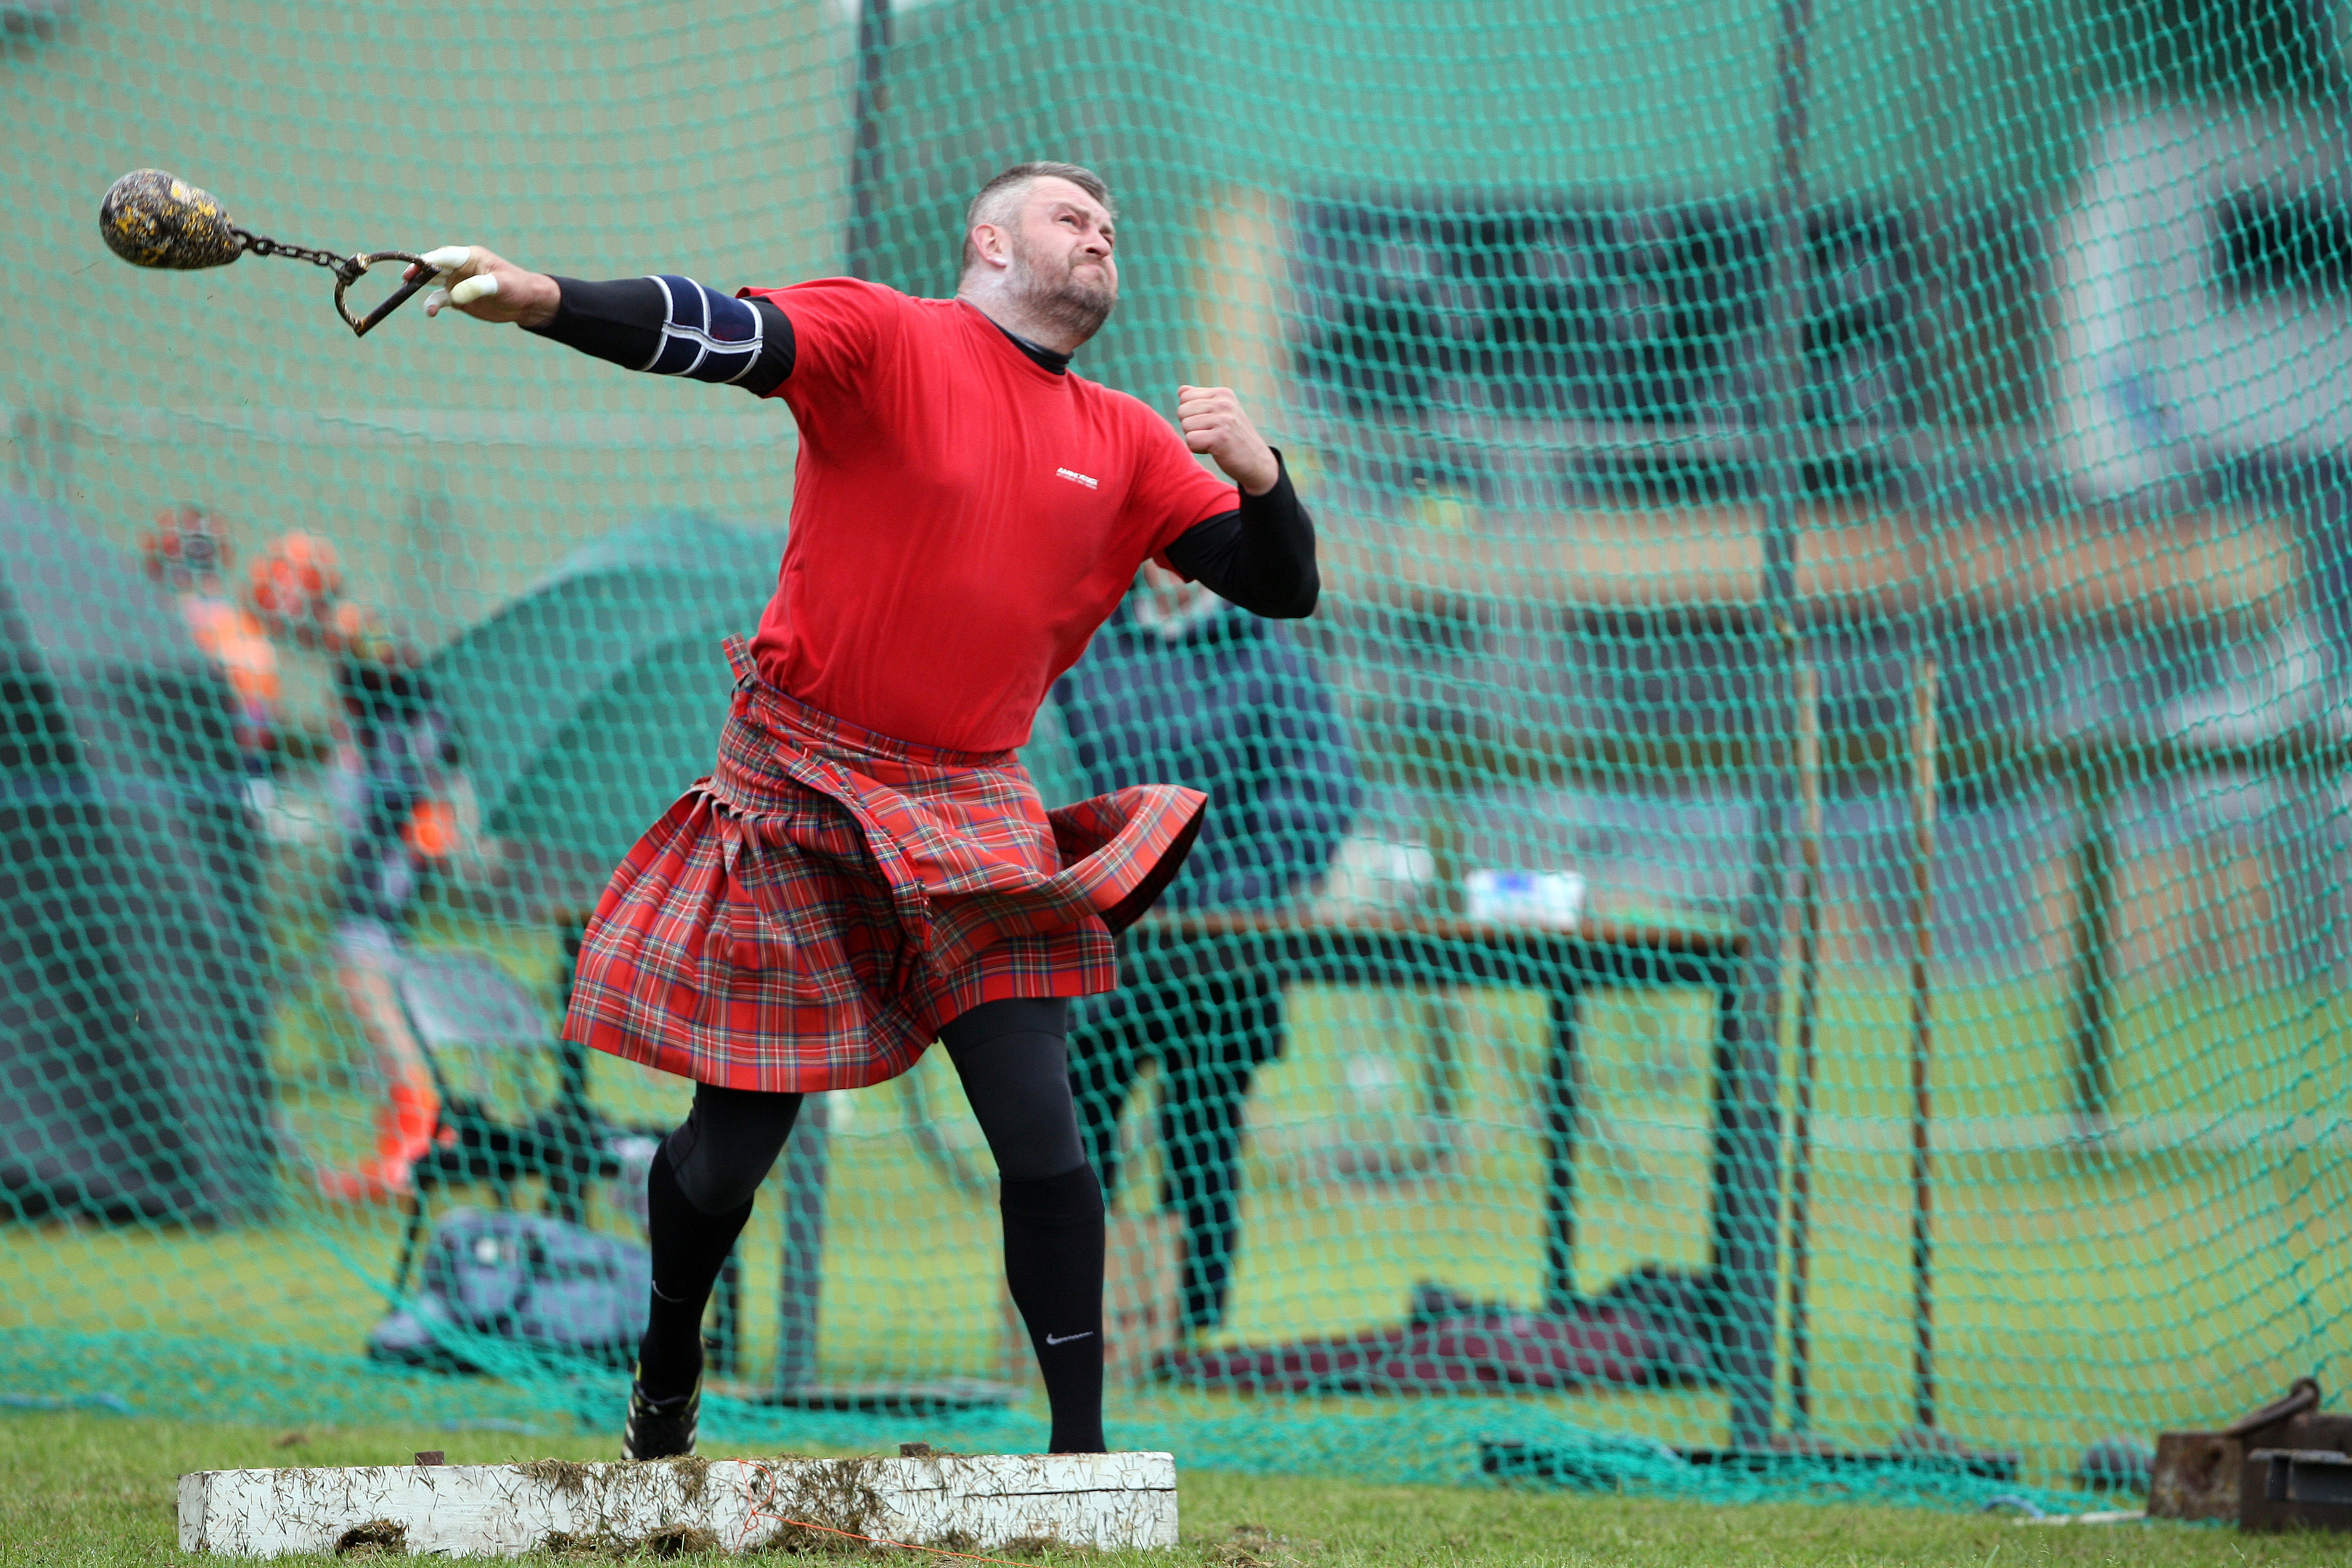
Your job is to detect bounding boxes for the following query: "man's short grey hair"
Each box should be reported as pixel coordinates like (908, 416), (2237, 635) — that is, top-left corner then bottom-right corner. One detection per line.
(959, 162), (1116, 272)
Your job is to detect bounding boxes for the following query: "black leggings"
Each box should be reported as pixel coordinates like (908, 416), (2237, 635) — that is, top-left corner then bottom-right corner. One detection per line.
(640, 995), (1108, 1450)
(664, 995), (1086, 1213)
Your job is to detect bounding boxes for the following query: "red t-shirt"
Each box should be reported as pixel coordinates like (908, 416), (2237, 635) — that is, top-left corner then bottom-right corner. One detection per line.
(740, 278), (1238, 753)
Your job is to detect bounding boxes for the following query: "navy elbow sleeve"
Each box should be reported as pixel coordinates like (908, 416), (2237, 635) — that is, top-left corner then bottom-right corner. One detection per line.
(529, 274), (794, 395)
(642, 275), (766, 384)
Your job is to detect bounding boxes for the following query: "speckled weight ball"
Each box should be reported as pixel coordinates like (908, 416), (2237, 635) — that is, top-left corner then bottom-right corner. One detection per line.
(99, 168), (244, 269)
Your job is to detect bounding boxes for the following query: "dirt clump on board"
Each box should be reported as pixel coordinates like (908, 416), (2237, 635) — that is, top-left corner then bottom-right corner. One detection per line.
(333, 1518), (409, 1557)
(750, 1456), (886, 1554)
(661, 1453), (716, 1503)
(538, 1529), (604, 1558)
(642, 1522), (724, 1557)
(540, 1522), (723, 1559)
(520, 1458), (599, 1494)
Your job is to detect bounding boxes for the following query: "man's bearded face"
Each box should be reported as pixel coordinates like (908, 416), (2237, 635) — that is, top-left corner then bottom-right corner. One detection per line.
(1005, 192), (1119, 341)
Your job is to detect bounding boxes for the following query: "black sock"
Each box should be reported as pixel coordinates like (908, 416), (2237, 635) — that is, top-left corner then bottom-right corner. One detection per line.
(1001, 1164), (1107, 1453)
(637, 1142), (752, 1403)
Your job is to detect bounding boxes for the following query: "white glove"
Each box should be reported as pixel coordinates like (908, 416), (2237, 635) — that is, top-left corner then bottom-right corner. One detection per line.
(418, 245), (500, 318)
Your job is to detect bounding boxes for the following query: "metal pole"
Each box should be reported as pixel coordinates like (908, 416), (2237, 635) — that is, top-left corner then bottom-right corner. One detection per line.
(2066, 768), (2117, 1133)
(846, 0), (894, 280)
(1905, 656), (1942, 1430)
(1787, 663), (1825, 1431)
(764, 0), (889, 1397)
(775, 1093), (830, 1390)
(1719, 0), (1814, 1453)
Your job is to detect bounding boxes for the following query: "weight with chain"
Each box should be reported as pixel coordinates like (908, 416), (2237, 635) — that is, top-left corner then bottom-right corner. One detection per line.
(98, 168), (435, 338)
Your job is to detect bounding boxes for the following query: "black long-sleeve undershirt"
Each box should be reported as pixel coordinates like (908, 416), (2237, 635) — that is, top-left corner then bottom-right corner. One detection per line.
(526, 275), (1316, 617)
(1163, 458), (1318, 619)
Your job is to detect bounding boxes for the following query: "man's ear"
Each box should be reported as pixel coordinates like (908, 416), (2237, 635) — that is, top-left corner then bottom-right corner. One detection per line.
(971, 224), (1013, 270)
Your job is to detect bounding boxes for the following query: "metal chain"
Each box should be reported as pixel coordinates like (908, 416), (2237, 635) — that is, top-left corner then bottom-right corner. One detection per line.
(233, 227), (363, 282)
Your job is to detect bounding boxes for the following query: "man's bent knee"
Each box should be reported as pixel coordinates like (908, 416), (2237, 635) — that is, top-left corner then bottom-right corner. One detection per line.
(663, 1085), (804, 1216)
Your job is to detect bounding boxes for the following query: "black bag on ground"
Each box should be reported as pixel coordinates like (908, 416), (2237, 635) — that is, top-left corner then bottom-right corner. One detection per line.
(367, 1208), (649, 1374)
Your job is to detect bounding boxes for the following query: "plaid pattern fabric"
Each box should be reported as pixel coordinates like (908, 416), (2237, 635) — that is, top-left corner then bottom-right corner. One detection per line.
(563, 642), (1205, 1091)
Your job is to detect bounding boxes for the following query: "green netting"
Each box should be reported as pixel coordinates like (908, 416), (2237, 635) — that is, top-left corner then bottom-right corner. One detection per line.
(5, 0), (2351, 1508)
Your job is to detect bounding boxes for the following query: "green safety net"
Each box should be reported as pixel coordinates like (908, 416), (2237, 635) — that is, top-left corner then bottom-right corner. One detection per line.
(4, 0), (2350, 1507)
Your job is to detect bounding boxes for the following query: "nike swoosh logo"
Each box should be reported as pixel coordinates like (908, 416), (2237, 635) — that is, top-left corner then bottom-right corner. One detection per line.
(1045, 1331), (1095, 1346)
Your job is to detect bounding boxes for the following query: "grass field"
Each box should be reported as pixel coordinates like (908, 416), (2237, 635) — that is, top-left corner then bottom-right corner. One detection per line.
(2, 899), (2346, 1505)
(1, 814), (2348, 1548)
(4, 913), (2344, 1487)
(7, 1410), (2351, 1568)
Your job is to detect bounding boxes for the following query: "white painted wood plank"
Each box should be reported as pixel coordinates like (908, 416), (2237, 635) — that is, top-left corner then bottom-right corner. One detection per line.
(179, 1451), (1177, 1559)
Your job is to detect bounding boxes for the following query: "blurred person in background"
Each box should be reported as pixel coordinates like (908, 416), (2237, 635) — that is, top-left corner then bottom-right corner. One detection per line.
(138, 518), (457, 1198)
(327, 599), (460, 958)
(314, 596), (465, 1201)
(1054, 558), (1360, 1340)
(140, 505), (279, 780)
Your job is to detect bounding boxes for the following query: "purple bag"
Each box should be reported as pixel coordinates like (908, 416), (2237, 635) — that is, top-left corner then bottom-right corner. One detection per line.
(367, 1207), (649, 1373)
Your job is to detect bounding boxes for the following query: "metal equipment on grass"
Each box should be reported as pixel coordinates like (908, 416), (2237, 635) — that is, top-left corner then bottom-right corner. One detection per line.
(2151, 1376), (2352, 1531)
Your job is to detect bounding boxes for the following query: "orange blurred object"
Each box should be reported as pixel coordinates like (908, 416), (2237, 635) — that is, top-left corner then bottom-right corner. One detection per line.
(248, 529), (345, 646)
(313, 1061), (448, 1204)
(179, 596), (281, 716)
(140, 504), (231, 591)
(401, 799), (459, 861)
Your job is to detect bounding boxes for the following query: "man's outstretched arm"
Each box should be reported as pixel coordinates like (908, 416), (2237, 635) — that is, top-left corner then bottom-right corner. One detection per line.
(401, 245), (794, 395)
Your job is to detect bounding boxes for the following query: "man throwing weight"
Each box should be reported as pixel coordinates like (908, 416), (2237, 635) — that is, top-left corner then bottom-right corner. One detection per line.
(410, 163), (1318, 1458)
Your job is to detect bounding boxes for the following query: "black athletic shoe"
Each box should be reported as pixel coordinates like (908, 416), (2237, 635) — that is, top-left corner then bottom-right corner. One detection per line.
(621, 1371), (699, 1461)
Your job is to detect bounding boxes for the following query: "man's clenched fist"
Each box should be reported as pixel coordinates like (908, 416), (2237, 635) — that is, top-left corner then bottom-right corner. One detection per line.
(1177, 384), (1279, 496)
(404, 245), (562, 330)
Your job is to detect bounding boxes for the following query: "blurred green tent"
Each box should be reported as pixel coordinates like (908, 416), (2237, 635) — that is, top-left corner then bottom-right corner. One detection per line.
(0, 502), (274, 1223)
(426, 515), (782, 876)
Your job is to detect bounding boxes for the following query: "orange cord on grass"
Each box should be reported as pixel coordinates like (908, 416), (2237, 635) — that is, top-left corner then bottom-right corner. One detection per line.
(737, 1461), (1056, 1564)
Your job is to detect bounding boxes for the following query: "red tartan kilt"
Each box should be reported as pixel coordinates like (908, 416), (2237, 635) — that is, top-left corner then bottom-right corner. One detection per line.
(562, 669), (1202, 1092)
